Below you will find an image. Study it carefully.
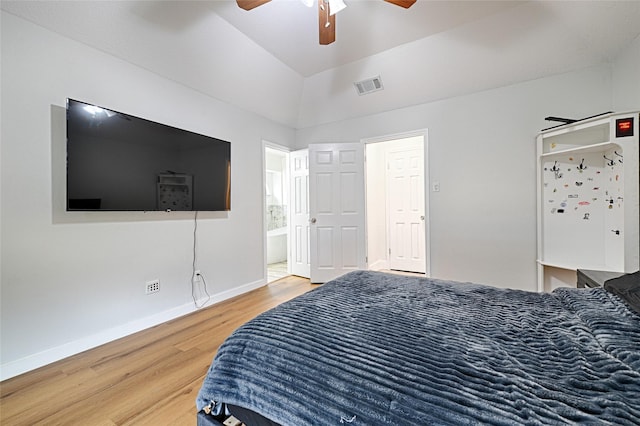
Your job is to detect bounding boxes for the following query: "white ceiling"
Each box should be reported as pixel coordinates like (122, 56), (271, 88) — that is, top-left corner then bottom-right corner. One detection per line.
(208, 0), (523, 77)
(2, 0), (639, 129)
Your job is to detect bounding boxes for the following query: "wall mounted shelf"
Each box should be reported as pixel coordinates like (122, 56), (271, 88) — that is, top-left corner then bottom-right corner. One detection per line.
(536, 112), (639, 292)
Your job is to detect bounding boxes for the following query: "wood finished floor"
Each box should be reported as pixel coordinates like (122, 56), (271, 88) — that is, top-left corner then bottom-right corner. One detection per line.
(0, 275), (315, 426)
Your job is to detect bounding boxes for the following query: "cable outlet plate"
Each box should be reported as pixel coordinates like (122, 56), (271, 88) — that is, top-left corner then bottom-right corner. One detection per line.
(146, 279), (160, 294)
(193, 270), (201, 282)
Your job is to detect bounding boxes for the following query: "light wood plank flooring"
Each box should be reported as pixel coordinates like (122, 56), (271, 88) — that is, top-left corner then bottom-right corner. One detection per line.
(0, 276), (315, 426)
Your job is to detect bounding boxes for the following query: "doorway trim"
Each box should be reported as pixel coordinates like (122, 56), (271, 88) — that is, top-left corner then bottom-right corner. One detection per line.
(262, 141), (291, 283)
(362, 129), (431, 277)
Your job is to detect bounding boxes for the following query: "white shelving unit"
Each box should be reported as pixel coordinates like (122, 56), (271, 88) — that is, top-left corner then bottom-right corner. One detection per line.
(536, 112), (639, 292)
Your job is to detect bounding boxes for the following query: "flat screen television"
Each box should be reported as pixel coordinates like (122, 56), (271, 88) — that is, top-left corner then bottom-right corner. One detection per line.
(66, 99), (230, 211)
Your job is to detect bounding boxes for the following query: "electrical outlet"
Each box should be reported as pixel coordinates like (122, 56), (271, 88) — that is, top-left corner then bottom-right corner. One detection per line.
(146, 279), (160, 294)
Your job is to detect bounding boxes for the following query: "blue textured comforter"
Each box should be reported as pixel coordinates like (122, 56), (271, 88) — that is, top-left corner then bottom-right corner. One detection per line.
(197, 271), (640, 425)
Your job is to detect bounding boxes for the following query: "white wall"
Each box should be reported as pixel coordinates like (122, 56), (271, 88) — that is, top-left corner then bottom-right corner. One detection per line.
(296, 65), (615, 290)
(0, 12), (295, 379)
(612, 35), (640, 112)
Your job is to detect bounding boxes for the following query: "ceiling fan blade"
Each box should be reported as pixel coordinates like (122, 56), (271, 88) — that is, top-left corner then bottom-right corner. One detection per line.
(384, 0), (416, 8)
(318, 0), (335, 45)
(236, 0), (271, 11)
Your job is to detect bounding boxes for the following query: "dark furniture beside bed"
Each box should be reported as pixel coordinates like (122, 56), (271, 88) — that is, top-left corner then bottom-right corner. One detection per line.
(577, 268), (626, 288)
(197, 270), (640, 425)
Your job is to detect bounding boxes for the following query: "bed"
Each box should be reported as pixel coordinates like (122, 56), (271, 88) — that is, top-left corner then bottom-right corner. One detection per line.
(196, 270), (640, 425)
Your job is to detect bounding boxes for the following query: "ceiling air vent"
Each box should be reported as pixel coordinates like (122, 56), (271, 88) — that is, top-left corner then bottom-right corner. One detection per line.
(354, 76), (384, 96)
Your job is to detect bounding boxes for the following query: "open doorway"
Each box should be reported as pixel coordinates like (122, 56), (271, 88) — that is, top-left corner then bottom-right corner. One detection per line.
(265, 145), (290, 283)
(365, 133), (429, 276)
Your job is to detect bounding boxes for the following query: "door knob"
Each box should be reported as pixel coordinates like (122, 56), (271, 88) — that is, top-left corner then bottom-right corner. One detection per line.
(310, 218), (317, 224)
(420, 215), (425, 221)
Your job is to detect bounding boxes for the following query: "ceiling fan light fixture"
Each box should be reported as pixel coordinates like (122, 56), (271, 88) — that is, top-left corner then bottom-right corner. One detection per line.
(328, 0), (347, 15)
(238, 0), (415, 45)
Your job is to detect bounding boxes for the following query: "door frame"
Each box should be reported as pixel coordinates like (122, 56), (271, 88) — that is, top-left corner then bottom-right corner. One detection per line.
(362, 129), (431, 277)
(262, 141), (291, 283)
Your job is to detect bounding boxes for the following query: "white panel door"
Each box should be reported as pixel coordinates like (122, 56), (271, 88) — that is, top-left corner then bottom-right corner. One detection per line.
(387, 147), (426, 273)
(309, 143), (366, 283)
(289, 149), (310, 278)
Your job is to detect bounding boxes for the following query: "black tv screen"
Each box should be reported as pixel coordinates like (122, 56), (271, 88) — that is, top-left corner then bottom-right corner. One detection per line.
(66, 99), (230, 211)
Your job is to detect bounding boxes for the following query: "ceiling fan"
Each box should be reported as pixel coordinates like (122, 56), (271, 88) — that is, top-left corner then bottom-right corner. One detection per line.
(236, 0), (416, 45)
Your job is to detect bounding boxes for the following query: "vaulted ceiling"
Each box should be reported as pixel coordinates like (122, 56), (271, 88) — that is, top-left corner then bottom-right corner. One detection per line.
(2, 0), (639, 129)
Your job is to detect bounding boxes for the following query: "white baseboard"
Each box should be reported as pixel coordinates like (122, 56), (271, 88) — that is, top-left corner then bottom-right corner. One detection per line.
(0, 278), (266, 381)
(368, 259), (389, 271)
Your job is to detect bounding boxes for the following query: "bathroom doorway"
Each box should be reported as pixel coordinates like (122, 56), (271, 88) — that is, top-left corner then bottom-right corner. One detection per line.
(264, 145), (290, 282)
